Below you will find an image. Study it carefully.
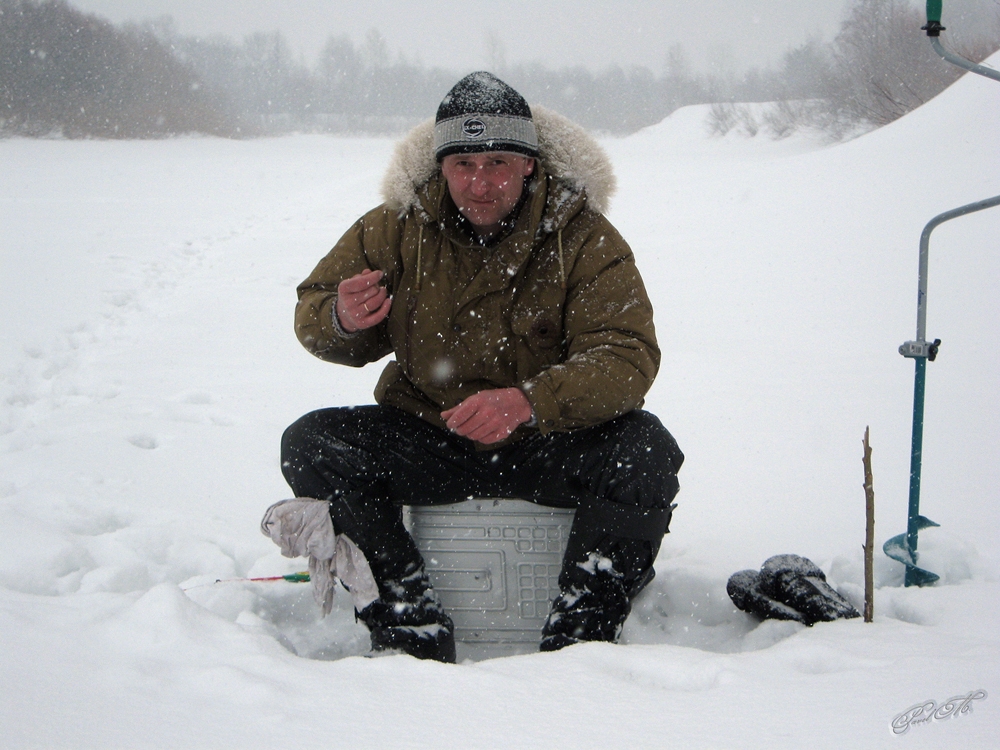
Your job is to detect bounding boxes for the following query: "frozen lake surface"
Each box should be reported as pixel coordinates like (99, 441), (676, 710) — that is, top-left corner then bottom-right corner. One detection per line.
(2, 53), (998, 748)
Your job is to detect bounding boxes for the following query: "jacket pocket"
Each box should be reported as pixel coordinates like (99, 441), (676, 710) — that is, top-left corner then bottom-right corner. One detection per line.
(511, 311), (563, 352)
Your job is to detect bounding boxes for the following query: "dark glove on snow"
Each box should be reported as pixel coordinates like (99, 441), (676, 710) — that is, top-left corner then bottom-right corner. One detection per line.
(727, 554), (860, 626)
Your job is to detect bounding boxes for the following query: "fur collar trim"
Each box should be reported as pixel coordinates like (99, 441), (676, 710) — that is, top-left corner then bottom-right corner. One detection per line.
(380, 106), (616, 215)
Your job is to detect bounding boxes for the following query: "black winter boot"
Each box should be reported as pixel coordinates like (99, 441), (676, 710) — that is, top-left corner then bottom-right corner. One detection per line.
(356, 562), (456, 663)
(538, 554), (632, 651)
(539, 538), (653, 651)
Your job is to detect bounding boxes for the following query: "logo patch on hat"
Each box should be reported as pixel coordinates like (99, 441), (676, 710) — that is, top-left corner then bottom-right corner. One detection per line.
(462, 118), (486, 138)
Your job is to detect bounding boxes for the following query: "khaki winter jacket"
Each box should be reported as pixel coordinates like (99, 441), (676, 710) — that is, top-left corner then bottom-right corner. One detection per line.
(295, 107), (659, 446)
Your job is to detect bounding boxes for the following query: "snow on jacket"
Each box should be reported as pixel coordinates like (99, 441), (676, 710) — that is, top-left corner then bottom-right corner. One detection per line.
(294, 106), (659, 445)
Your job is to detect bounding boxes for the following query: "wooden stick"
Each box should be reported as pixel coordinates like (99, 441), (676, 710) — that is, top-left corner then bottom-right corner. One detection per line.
(862, 426), (875, 622)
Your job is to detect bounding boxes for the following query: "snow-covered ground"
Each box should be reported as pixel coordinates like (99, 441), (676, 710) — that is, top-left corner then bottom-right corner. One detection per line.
(2, 55), (998, 748)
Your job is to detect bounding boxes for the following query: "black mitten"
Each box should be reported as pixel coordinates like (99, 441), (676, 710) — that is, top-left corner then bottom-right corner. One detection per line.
(727, 568), (808, 624)
(728, 554), (860, 626)
(758, 554), (860, 625)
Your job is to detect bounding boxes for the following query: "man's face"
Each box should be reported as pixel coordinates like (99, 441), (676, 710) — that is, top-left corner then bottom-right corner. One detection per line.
(440, 152), (535, 237)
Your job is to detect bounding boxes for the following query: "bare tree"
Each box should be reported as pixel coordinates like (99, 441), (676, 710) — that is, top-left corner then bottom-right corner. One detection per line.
(747, 0), (998, 141)
(825, 0), (959, 128)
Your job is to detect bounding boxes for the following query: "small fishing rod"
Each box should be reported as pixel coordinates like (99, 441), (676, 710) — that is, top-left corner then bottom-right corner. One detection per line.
(181, 572), (310, 591)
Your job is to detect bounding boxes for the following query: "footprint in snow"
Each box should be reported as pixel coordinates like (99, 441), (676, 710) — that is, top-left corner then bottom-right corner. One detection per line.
(179, 391), (214, 405)
(127, 434), (158, 450)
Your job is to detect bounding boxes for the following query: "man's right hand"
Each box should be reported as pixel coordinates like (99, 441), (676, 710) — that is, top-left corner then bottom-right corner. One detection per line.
(336, 269), (391, 332)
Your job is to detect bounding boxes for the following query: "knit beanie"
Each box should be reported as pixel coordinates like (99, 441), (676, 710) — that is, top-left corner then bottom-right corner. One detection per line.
(434, 72), (539, 161)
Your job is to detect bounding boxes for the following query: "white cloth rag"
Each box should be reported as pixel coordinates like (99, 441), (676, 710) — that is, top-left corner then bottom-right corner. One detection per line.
(260, 498), (379, 616)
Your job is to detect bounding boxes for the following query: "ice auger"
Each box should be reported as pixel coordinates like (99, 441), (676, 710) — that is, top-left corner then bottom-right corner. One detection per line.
(884, 0), (1000, 586)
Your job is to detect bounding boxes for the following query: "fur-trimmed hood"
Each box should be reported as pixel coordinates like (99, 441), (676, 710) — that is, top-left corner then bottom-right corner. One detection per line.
(380, 106), (617, 216)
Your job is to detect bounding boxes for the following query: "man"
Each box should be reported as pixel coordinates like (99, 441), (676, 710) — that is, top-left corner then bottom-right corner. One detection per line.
(281, 72), (683, 663)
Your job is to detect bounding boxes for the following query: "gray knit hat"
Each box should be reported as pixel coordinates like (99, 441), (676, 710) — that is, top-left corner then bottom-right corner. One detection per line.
(434, 72), (539, 161)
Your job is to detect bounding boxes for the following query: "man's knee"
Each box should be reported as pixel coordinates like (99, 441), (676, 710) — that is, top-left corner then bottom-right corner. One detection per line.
(583, 410), (683, 508)
(282, 406), (368, 459)
(614, 410), (684, 476)
(281, 408), (332, 472)
(281, 412), (313, 462)
(281, 407), (371, 493)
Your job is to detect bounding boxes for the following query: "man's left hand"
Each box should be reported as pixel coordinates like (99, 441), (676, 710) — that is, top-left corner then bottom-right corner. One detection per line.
(441, 387), (534, 445)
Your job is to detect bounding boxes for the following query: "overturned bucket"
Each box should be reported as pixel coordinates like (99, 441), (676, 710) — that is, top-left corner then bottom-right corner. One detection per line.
(408, 498), (575, 659)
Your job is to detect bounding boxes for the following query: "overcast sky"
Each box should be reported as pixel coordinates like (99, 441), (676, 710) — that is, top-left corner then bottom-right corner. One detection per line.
(70, 1), (856, 74)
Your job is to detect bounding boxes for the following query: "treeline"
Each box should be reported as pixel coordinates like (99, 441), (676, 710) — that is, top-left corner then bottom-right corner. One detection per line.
(1, 0), (997, 140)
(0, 0), (227, 136)
(0, 0), (809, 138)
(171, 26), (459, 135)
(158, 21), (730, 136)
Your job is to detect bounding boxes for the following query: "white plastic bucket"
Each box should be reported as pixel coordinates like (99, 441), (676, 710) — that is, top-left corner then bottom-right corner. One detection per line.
(408, 498), (575, 659)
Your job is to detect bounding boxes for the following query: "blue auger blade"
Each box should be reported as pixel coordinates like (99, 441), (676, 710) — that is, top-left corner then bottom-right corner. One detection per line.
(906, 566), (940, 586)
(883, 516), (941, 586)
(911, 514), (940, 532)
(883, 533), (911, 563)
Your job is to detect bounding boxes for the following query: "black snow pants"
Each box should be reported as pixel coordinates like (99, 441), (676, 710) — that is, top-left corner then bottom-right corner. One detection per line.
(280, 405), (684, 594)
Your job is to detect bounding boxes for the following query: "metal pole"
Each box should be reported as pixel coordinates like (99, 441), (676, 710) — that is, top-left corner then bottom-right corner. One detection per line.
(905, 357), (927, 586)
(930, 38), (1000, 83)
(895, 195), (1000, 585)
